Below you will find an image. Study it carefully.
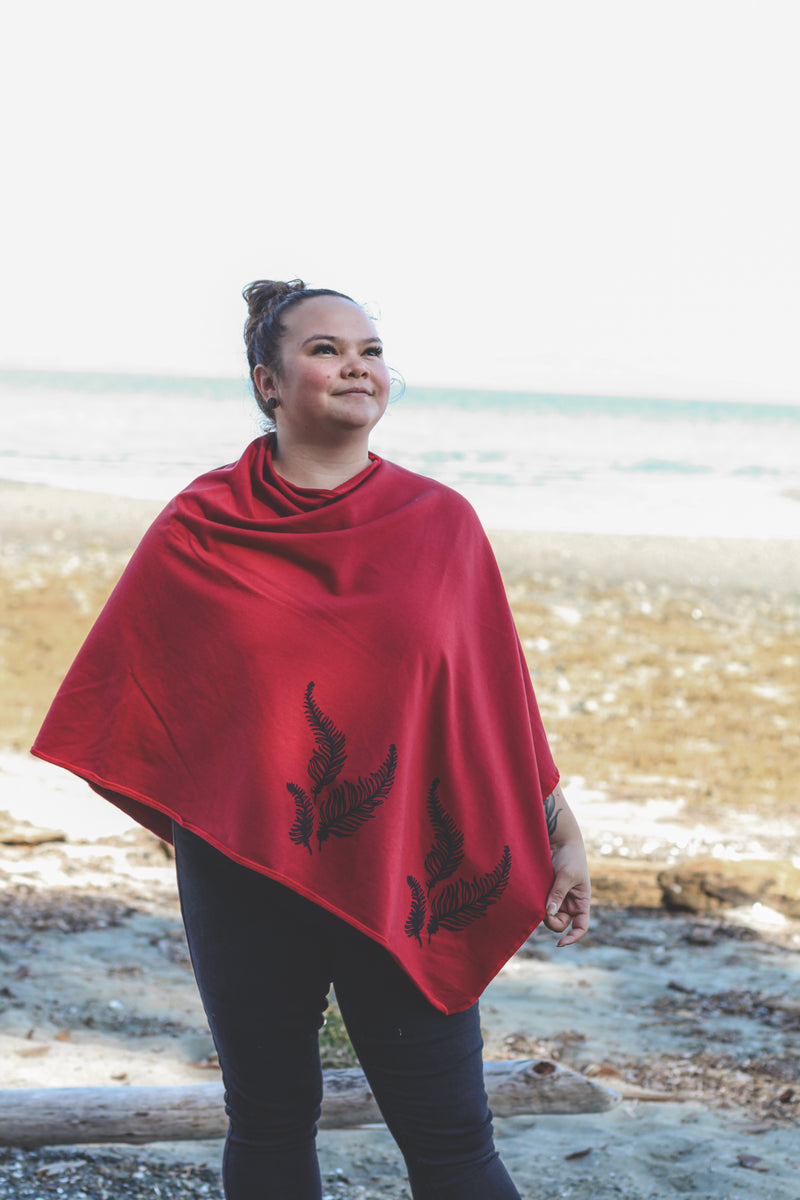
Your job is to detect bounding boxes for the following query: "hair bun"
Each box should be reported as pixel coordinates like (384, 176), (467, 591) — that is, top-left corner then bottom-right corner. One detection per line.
(242, 278), (307, 325)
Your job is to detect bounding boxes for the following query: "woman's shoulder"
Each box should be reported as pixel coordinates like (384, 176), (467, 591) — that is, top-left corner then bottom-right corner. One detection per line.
(378, 457), (478, 516)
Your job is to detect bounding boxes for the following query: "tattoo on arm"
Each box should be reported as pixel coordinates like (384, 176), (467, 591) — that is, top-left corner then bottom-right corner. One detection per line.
(543, 790), (562, 838)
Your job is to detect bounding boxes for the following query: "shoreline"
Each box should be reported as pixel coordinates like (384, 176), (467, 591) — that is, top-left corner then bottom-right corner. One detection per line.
(3, 477), (799, 594)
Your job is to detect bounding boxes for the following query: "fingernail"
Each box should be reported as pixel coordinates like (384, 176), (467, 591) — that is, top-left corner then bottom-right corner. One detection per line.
(546, 902), (558, 915)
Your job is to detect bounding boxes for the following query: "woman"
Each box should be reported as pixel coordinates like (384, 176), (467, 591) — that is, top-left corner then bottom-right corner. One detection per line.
(33, 279), (591, 1199)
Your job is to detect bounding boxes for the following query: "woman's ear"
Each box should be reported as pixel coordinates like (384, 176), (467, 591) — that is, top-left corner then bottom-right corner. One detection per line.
(254, 364), (277, 405)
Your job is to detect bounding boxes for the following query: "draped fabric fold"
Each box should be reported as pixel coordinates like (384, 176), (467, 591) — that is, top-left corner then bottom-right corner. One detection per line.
(32, 436), (558, 1013)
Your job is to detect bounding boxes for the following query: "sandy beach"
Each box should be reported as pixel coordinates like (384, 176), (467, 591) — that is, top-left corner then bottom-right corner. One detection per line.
(2, 479), (799, 1198)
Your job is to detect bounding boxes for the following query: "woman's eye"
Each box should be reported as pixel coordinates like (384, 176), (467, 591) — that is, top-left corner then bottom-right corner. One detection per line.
(312, 343), (336, 355)
(365, 346), (383, 357)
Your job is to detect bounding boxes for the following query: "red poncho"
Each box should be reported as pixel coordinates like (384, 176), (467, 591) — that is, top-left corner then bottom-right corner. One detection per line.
(32, 437), (558, 1013)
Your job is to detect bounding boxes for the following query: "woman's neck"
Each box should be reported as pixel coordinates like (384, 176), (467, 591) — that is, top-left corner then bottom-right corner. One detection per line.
(270, 437), (372, 490)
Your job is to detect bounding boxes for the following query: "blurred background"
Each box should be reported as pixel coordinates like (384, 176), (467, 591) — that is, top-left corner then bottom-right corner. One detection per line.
(1, 0), (798, 538)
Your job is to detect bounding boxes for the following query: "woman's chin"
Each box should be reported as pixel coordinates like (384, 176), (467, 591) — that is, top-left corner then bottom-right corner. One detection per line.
(328, 400), (387, 432)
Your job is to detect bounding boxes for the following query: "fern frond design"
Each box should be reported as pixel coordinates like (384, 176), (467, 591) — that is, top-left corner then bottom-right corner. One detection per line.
(287, 782), (314, 854)
(317, 744), (398, 848)
(304, 681), (347, 799)
(423, 778), (465, 892)
(427, 845), (512, 940)
(404, 875), (426, 946)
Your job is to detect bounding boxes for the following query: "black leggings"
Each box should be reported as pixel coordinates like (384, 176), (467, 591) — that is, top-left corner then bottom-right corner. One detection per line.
(173, 825), (521, 1199)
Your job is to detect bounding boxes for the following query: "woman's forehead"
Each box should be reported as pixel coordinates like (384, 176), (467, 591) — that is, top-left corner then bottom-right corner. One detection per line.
(284, 295), (378, 342)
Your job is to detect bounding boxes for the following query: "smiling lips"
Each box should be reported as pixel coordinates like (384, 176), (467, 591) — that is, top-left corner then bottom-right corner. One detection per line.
(334, 387), (372, 396)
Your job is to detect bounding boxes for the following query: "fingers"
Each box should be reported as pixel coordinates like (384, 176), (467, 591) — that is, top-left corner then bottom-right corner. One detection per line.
(544, 882), (575, 924)
(543, 907), (570, 933)
(556, 904), (591, 946)
(545, 885), (570, 921)
(543, 903), (589, 941)
(544, 877), (591, 945)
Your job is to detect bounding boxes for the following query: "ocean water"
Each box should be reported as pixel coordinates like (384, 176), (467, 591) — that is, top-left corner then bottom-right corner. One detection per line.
(1, 369), (798, 539)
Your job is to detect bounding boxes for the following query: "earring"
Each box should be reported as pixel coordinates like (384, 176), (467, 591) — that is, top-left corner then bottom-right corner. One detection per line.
(388, 368), (406, 404)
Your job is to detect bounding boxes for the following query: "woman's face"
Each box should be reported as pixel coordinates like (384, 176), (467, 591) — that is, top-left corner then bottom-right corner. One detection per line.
(257, 296), (391, 445)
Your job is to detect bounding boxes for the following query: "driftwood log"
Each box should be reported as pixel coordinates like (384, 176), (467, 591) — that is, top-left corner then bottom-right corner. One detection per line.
(0, 1060), (619, 1148)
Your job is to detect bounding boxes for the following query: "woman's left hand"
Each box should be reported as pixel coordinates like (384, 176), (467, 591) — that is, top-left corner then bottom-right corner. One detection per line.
(542, 783), (591, 946)
(544, 839), (592, 946)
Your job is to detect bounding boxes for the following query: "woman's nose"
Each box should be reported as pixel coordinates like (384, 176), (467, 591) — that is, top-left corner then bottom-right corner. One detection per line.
(342, 356), (368, 376)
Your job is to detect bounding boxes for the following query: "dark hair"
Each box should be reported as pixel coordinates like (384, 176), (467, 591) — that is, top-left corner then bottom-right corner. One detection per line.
(242, 278), (357, 427)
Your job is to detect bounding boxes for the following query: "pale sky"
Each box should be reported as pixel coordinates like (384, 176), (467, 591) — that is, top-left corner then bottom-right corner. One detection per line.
(2, 0), (798, 401)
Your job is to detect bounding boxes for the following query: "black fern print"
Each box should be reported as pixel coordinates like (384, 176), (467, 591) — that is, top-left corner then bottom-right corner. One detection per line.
(404, 875), (427, 946)
(404, 780), (513, 949)
(304, 681), (347, 799)
(317, 744), (397, 848)
(423, 778), (464, 891)
(286, 683), (397, 853)
(287, 783), (314, 854)
(426, 845), (512, 941)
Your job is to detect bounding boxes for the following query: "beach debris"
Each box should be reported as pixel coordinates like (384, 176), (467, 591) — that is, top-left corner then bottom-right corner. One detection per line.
(0, 885), (138, 936)
(657, 858), (800, 918)
(14, 1044), (51, 1059)
(35, 1159), (81, 1178)
(650, 987), (800, 1031)
(595, 1049), (800, 1120)
(735, 1121), (777, 1135)
(0, 812), (65, 846)
(564, 1143), (606, 1161)
(189, 1052), (221, 1070)
(0, 1146), (222, 1199)
(582, 1064), (678, 1102)
(497, 1029), (587, 1065)
(0, 1061), (620, 1147)
(149, 931), (192, 964)
(736, 1153), (769, 1172)
(681, 922), (723, 945)
(584, 858), (663, 908)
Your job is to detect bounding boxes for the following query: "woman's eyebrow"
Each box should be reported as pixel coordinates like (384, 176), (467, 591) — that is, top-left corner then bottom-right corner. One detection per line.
(300, 333), (383, 347)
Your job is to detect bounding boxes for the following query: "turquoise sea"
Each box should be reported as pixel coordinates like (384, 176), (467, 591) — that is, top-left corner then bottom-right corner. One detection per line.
(1, 369), (798, 539)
